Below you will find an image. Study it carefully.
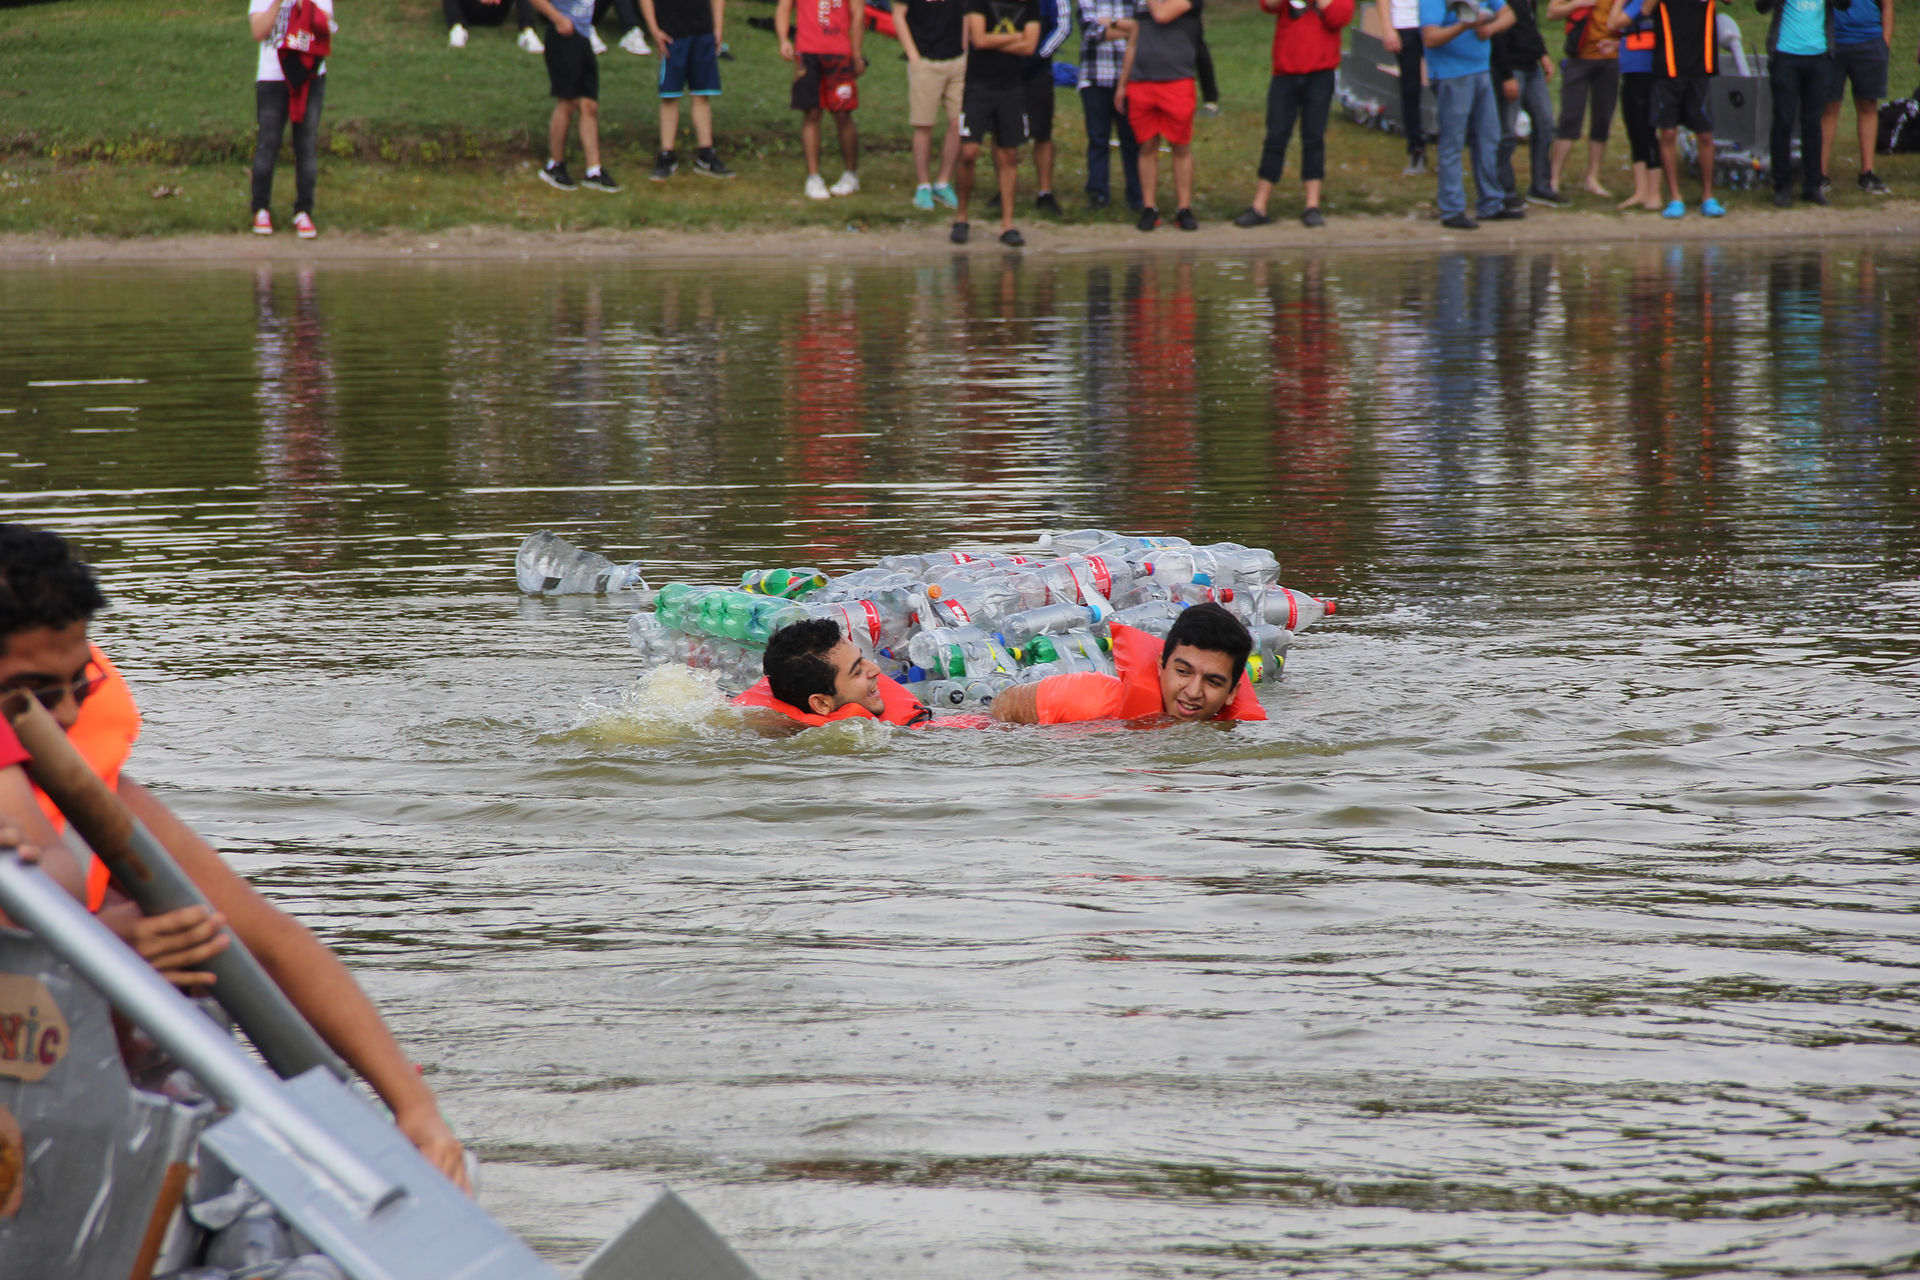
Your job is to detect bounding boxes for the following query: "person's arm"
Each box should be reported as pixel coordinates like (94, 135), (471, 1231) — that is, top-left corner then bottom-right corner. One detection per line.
(1010, 16), (1042, 52)
(528, 0), (574, 35)
(639, 0), (667, 45)
(990, 682), (1042, 724)
(248, 0), (285, 42)
(0, 770), (83, 911)
(850, 0), (867, 70)
(1882, 0), (1892, 46)
(1114, 25), (1138, 102)
(775, 0), (797, 57)
(896, 0), (923, 59)
(1479, 3), (1515, 36)
(117, 777), (470, 1192)
(712, 0), (724, 45)
(1543, 0), (1580, 16)
(1423, 15), (1468, 44)
(1375, 1), (1403, 48)
(1144, 0), (1192, 22)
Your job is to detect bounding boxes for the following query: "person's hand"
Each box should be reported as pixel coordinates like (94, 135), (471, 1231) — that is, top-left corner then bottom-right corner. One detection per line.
(1540, 53), (1554, 76)
(655, 28), (672, 44)
(101, 902), (232, 990)
(553, 15), (574, 35)
(780, 36), (796, 59)
(1113, 81), (1127, 109)
(854, 53), (868, 74)
(1382, 24), (1402, 51)
(1502, 75), (1518, 97)
(394, 1103), (472, 1195)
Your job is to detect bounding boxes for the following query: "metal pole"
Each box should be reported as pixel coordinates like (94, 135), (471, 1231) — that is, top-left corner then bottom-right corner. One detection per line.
(0, 851), (403, 1215)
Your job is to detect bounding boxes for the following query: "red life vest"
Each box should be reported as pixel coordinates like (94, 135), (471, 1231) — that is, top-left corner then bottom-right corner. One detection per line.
(33, 645), (141, 912)
(732, 672), (935, 728)
(1107, 623), (1267, 722)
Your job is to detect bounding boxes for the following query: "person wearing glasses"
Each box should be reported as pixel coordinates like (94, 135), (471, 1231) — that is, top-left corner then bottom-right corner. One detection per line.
(0, 523), (470, 1192)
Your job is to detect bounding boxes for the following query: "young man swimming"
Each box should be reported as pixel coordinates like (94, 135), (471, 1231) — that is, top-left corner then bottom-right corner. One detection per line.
(991, 601), (1266, 723)
(733, 617), (936, 727)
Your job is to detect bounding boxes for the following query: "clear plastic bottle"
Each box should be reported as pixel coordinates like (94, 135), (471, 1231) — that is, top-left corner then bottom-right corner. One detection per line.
(1254, 585), (1337, 633)
(740, 567), (829, 599)
(628, 610), (676, 662)
(747, 597), (810, 646)
(1037, 528), (1118, 554)
(1023, 628), (1115, 675)
(997, 602), (1096, 648)
(924, 579), (1025, 629)
(1201, 542), (1281, 587)
(1141, 546), (1231, 590)
(907, 626), (1020, 680)
(1243, 624), (1292, 685)
(811, 568), (915, 602)
(515, 530), (648, 595)
(1111, 600), (1184, 637)
(927, 673), (1017, 709)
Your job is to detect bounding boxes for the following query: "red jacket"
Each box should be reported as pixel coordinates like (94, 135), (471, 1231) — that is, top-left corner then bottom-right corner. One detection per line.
(1269, 0), (1353, 75)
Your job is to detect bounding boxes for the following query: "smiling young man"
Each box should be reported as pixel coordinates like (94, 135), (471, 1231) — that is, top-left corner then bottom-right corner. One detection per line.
(734, 617), (936, 727)
(0, 524), (470, 1191)
(991, 601), (1267, 724)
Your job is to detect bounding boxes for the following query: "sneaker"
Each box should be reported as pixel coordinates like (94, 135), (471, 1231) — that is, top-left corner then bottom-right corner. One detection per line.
(717, 40), (734, 59)
(1527, 185), (1569, 207)
(1819, 176), (1833, 195)
(517, 26), (544, 53)
(1198, 102), (1220, 117)
(580, 165), (621, 192)
(829, 171), (860, 196)
(1403, 150), (1427, 176)
(292, 211), (317, 239)
(588, 27), (607, 54)
(1489, 206), (1525, 221)
(1174, 207), (1198, 231)
(1661, 199), (1685, 218)
(1000, 227), (1025, 247)
(1801, 188), (1828, 207)
(620, 27), (651, 54)
(651, 151), (677, 181)
(1773, 187), (1794, 208)
(949, 221), (969, 244)
(540, 160), (576, 191)
(805, 173), (831, 200)
(252, 209), (273, 235)
(1137, 206), (1159, 231)
(932, 181), (958, 209)
(1086, 189), (1110, 209)
(448, 22), (469, 47)
(1035, 191), (1061, 214)
(913, 183), (935, 211)
(693, 149), (735, 178)
(1232, 207), (1272, 228)
(1859, 171), (1890, 195)
(1440, 213), (1478, 230)
(1301, 206), (1324, 228)
(1701, 196), (1726, 217)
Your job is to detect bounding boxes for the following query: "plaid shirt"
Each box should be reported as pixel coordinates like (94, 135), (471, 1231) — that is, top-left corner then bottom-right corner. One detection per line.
(1076, 0), (1134, 87)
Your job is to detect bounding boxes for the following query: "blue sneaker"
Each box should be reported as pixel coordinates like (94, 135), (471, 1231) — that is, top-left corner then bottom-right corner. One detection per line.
(1661, 199), (1686, 219)
(1700, 197), (1726, 218)
(913, 184), (935, 211)
(931, 181), (958, 209)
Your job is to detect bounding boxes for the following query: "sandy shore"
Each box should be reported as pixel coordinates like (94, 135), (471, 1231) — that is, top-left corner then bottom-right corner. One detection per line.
(2, 204), (1915, 264)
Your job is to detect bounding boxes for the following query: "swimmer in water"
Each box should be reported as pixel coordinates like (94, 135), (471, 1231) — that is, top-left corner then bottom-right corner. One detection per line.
(991, 601), (1266, 724)
(733, 617), (935, 728)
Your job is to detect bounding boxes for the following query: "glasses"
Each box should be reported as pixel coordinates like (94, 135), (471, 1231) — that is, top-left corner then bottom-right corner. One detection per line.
(0, 662), (105, 713)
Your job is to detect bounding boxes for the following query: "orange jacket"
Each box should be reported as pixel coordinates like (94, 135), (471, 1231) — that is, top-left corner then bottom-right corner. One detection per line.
(732, 672), (936, 727)
(1034, 624), (1266, 724)
(33, 645), (140, 911)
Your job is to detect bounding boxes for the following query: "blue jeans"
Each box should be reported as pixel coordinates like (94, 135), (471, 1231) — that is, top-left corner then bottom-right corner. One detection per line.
(1434, 71), (1504, 220)
(1497, 65), (1554, 199)
(1079, 84), (1142, 209)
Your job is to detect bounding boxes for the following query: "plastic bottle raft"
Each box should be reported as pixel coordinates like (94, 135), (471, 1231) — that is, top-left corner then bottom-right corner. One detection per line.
(517, 529), (1336, 713)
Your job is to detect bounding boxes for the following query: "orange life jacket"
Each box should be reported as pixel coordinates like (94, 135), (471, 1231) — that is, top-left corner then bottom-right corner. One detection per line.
(33, 645), (140, 912)
(732, 672), (936, 728)
(1108, 623), (1268, 722)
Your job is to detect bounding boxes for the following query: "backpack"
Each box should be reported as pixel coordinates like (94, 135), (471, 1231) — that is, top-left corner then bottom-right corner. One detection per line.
(1562, 4), (1594, 56)
(1879, 90), (1920, 154)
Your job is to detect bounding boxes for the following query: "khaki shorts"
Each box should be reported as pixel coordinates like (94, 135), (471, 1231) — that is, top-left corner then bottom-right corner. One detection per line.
(907, 54), (966, 128)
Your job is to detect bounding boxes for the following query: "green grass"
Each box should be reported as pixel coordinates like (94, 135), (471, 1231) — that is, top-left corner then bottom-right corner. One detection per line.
(1, 0), (1915, 236)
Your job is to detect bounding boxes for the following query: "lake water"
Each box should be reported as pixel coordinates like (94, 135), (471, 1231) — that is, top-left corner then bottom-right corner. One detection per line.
(2, 243), (1918, 1279)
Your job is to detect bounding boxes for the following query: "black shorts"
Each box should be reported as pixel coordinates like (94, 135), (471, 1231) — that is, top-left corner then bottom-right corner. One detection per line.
(960, 80), (1028, 148)
(1022, 57), (1055, 143)
(1650, 71), (1712, 133)
(545, 28), (598, 101)
(1829, 40), (1889, 103)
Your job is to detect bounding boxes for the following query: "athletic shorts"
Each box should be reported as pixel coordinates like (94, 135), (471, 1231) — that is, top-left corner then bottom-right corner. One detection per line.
(792, 52), (860, 113)
(1023, 56), (1056, 143)
(545, 28), (598, 101)
(1650, 70), (1712, 133)
(1829, 40), (1889, 103)
(660, 31), (722, 97)
(908, 53), (967, 126)
(1126, 76), (1196, 146)
(959, 80), (1029, 147)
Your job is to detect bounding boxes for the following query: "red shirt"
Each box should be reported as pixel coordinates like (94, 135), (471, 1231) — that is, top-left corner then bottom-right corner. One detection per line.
(796, 0), (856, 54)
(1270, 0), (1353, 74)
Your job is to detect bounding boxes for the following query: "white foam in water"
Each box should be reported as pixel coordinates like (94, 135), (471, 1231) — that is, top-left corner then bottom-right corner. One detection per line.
(572, 664), (742, 744)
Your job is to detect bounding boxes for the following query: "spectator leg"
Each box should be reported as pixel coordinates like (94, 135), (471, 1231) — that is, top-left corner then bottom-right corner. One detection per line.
(1299, 66), (1334, 207)
(1081, 86), (1113, 198)
(517, 0), (538, 31)
(1800, 58), (1830, 194)
(834, 110), (859, 175)
(1550, 59), (1590, 192)
(443, 0), (463, 27)
(1255, 73), (1301, 195)
(1770, 56), (1803, 194)
(1468, 73), (1505, 219)
(1116, 104), (1142, 207)
(691, 96), (715, 149)
(994, 144), (1019, 228)
(800, 109), (823, 177)
(1522, 68), (1554, 195)
(1196, 33), (1219, 106)
(290, 76), (325, 215)
(1395, 30), (1425, 152)
(1433, 76), (1469, 218)
(251, 81), (290, 214)
(1582, 64), (1617, 194)
(1497, 79), (1521, 201)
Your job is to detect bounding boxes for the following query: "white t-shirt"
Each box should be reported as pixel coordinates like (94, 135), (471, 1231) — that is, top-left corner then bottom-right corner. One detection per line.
(251, 0), (334, 83)
(1388, 0), (1420, 28)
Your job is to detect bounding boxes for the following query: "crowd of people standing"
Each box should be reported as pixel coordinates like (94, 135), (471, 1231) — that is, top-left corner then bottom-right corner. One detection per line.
(244, 0), (1911, 242)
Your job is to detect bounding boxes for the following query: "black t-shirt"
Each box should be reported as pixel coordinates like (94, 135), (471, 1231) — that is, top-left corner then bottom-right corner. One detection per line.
(902, 0), (967, 59)
(965, 0), (1037, 86)
(654, 0), (714, 40)
(1653, 0), (1716, 74)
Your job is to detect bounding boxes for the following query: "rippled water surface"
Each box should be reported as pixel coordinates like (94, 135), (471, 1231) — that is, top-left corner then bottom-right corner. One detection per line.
(3, 245), (1918, 1278)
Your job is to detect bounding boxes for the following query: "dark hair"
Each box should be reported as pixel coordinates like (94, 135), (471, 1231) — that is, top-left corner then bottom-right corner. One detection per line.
(1162, 602), (1252, 685)
(0, 524), (108, 644)
(763, 617), (844, 710)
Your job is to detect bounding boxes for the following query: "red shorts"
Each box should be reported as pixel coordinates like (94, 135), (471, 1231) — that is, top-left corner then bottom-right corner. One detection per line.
(1125, 77), (1196, 146)
(792, 53), (860, 114)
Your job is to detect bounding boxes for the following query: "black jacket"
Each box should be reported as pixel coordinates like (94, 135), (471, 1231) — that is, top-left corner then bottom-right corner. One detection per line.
(1492, 0), (1549, 80)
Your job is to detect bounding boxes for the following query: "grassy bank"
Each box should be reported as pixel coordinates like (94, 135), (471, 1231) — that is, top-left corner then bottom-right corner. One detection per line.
(1, 0), (1915, 236)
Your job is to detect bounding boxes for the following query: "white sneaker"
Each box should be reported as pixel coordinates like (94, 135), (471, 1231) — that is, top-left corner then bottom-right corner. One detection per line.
(620, 27), (651, 54)
(804, 173), (831, 200)
(448, 22), (469, 47)
(588, 27), (607, 53)
(829, 171), (860, 197)
(517, 27), (544, 53)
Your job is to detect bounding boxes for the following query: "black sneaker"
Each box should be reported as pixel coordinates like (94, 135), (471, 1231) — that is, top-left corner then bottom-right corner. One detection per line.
(650, 150), (677, 181)
(949, 221), (970, 244)
(1804, 187), (1831, 206)
(1527, 186), (1570, 207)
(1035, 191), (1061, 214)
(1301, 206), (1325, 228)
(1086, 190), (1110, 209)
(580, 166), (621, 192)
(539, 160), (576, 191)
(1773, 187), (1794, 208)
(999, 227), (1025, 247)
(1137, 206), (1160, 232)
(1232, 207), (1272, 228)
(1173, 207), (1198, 231)
(717, 40), (735, 59)
(1859, 171), (1890, 195)
(1819, 176), (1833, 195)
(1488, 206), (1525, 221)
(1440, 213), (1479, 230)
(693, 149), (735, 178)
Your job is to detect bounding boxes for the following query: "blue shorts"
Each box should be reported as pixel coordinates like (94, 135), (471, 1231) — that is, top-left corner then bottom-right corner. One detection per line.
(659, 31), (721, 98)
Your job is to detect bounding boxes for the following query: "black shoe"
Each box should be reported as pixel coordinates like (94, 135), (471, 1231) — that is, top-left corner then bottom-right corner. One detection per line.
(1232, 207), (1272, 228)
(1488, 206), (1525, 221)
(1086, 190), (1110, 209)
(580, 165), (621, 192)
(1819, 176), (1833, 195)
(539, 160), (576, 191)
(949, 221), (970, 244)
(717, 40), (735, 59)
(1503, 196), (1526, 214)
(649, 150), (677, 181)
(693, 148), (735, 178)
(1527, 186), (1570, 207)
(1174, 207), (1198, 231)
(1804, 187), (1830, 206)
(1859, 171), (1891, 195)
(1773, 187), (1794, 208)
(1000, 227), (1025, 246)
(1301, 206), (1324, 228)
(1137, 206), (1159, 231)
(1440, 213), (1478, 230)
(1035, 191), (1061, 214)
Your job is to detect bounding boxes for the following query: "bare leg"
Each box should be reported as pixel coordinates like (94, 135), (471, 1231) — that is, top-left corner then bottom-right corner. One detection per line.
(912, 123), (934, 186)
(1303, 176), (1322, 210)
(1617, 161), (1650, 208)
(937, 115), (961, 185)
(1034, 139), (1055, 193)
(1657, 127), (1682, 204)
(660, 99), (681, 151)
(691, 95), (714, 149)
(956, 139), (980, 220)
(1248, 177), (1275, 216)
(1582, 139), (1609, 196)
(1820, 99), (1842, 177)
(550, 100), (576, 164)
(1696, 132), (1714, 201)
(835, 110), (859, 174)
(1856, 99), (1878, 174)
(1171, 142), (1194, 210)
(1137, 140), (1159, 209)
(995, 145), (1018, 230)
(801, 108), (823, 176)
(579, 99), (601, 170)
(1549, 137), (1573, 193)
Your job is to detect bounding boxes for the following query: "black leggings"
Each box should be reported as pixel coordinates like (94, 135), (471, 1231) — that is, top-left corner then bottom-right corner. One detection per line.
(1395, 27), (1426, 150)
(1620, 70), (1656, 166)
(1196, 32), (1219, 104)
(1770, 51), (1833, 194)
(442, 0), (537, 28)
(1258, 69), (1336, 184)
(251, 77), (325, 216)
